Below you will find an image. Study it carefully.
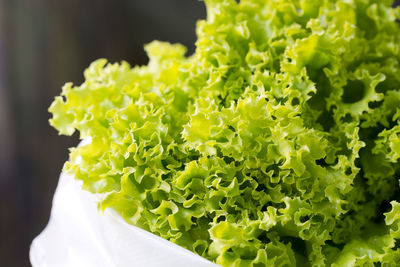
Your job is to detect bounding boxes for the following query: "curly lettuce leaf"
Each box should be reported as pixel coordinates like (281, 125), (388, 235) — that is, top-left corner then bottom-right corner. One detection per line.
(49, 0), (400, 266)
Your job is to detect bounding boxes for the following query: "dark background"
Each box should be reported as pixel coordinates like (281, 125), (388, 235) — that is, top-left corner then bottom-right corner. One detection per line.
(0, 1), (205, 266)
(1, 1), (400, 266)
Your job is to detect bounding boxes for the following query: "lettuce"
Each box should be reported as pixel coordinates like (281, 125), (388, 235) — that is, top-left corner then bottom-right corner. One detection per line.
(49, 0), (400, 266)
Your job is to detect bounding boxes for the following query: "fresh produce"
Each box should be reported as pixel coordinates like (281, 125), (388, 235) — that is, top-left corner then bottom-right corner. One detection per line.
(49, 0), (400, 265)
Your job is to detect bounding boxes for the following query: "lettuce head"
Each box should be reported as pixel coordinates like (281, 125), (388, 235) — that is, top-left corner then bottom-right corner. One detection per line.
(49, 0), (400, 266)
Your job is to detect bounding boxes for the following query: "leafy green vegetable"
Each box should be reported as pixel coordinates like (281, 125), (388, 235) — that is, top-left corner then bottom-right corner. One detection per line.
(49, 0), (400, 266)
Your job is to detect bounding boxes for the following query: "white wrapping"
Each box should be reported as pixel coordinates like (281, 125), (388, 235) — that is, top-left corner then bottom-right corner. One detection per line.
(30, 171), (219, 267)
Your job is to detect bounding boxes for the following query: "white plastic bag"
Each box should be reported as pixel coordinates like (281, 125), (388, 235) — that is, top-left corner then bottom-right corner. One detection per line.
(30, 170), (219, 267)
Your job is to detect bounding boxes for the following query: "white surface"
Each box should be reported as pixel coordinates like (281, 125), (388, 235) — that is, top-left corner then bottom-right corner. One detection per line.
(30, 171), (218, 267)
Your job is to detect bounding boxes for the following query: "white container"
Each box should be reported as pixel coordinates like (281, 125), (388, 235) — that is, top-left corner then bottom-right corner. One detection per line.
(30, 170), (219, 267)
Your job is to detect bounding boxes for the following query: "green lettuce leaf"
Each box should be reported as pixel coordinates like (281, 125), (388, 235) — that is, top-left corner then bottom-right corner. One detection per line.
(49, 0), (400, 266)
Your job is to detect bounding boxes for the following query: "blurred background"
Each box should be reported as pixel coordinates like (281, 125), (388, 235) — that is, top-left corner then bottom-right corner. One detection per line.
(1, 0), (400, 266)
(0, 0), (205, 266)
